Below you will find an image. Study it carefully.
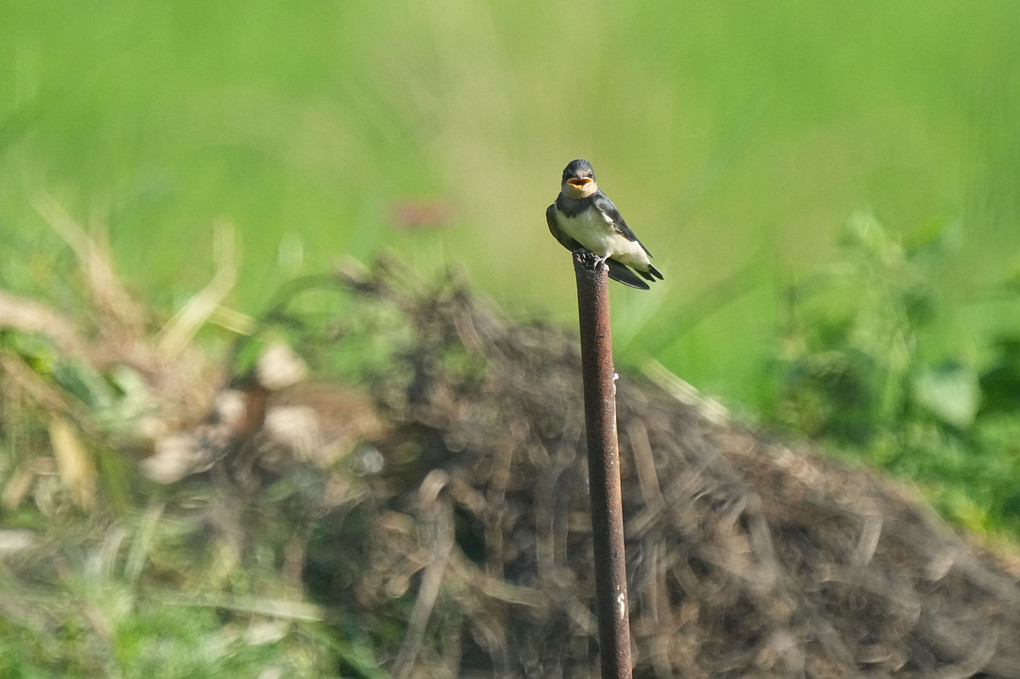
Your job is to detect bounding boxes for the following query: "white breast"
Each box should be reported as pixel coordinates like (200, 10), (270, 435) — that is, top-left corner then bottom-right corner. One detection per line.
(558, 209), (651, 270)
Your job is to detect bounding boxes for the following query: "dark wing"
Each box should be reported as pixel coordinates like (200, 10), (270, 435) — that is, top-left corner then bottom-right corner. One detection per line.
(642, 263), (664, 281)
(546, 204), (651, 290)
(591, 192), (653, 257)
(546, 203), (581, 251)
(606, 260), (652, 289)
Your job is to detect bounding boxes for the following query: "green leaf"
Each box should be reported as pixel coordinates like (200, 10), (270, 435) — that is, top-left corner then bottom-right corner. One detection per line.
(912, 363), (979, 429)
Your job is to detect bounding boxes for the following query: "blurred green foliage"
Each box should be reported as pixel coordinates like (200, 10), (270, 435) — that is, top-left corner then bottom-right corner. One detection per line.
(1, 5), (1019, 671)
(769, 212), (1020, 537)
(2, 1), (1019, 408)
(0, 503), (356, 678)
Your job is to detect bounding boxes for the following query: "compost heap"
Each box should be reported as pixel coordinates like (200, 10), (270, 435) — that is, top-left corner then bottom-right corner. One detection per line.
(6, 260), (1020, 678)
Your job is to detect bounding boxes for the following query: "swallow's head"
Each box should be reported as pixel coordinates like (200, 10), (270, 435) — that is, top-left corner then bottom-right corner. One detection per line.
(560, 158), (598, 199)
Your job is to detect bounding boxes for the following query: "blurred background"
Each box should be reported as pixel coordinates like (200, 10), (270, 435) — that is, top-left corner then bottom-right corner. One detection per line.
(2, 2), (1019, 524)
(4, 1), (1019, 395)
(4, 4), (1020, 675)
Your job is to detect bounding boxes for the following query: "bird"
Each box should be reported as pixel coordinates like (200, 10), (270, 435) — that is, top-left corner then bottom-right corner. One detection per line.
(546, 158), (664, 290)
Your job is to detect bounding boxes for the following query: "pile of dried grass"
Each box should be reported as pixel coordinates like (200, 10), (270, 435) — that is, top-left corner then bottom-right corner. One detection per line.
(295, 263), (1020, 678)
(3, 243), (1019, 678)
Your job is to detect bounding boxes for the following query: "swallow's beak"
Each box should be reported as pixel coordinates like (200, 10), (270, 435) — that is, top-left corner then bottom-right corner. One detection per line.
(566, 177), (593, 187)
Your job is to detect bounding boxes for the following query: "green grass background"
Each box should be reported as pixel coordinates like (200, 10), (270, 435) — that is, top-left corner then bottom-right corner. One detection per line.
(2, 4), (1020, 673)
(4, 1), (1019, 405)
(2, 2), (1019, 470)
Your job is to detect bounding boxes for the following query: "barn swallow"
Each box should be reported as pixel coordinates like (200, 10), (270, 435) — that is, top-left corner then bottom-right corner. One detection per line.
(546, 159), (664, 290)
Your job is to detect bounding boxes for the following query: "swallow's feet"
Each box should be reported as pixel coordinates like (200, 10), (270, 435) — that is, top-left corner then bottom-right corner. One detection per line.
(573, 249), (607, 272)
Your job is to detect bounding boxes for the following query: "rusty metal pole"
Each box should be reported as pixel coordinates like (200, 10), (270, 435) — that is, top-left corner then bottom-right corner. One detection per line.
(573, 253), (633, 679)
